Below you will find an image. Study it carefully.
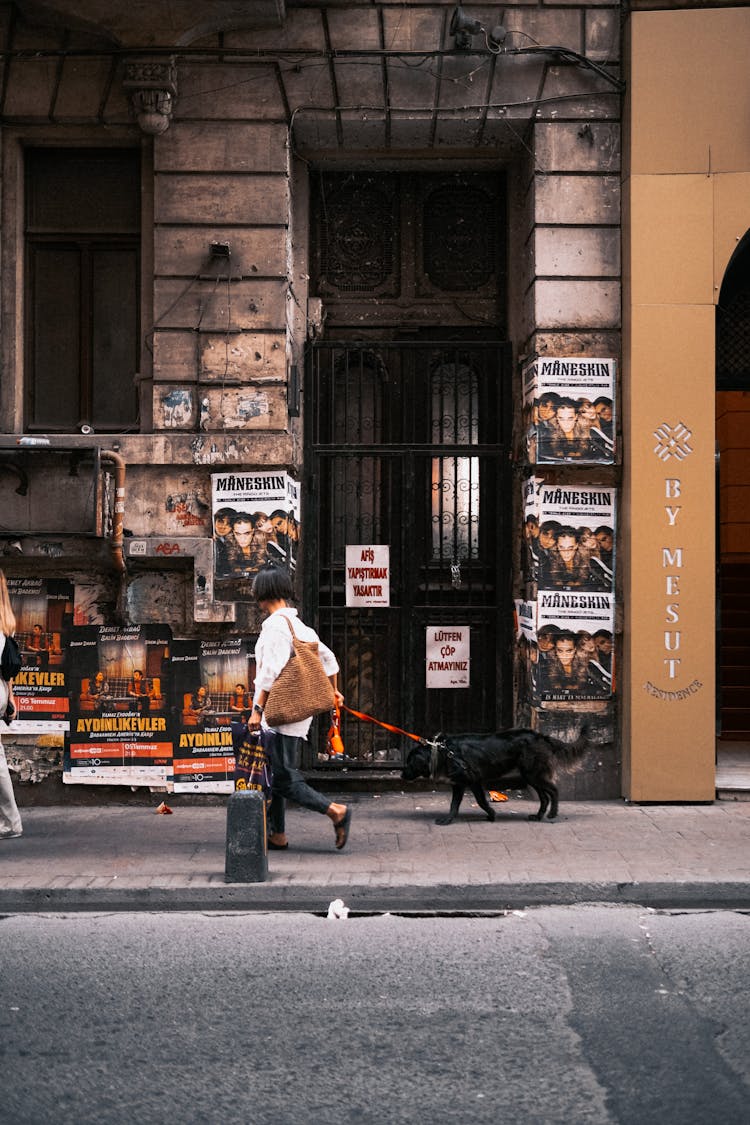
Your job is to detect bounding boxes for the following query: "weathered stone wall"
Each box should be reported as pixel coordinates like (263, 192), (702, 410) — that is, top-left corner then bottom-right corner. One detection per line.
(0, 1), (623, 792)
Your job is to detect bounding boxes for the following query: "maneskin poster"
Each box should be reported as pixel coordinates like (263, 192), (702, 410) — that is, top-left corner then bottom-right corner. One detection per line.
(522, 356), (616, 464)
(63, 625), (172, 786)
(7, 577), (73, 733)
(212, 470), (300, 602)
(514, 598), (614, 704)
(170, 637), (256, 793)
(524, 477), (616, 592)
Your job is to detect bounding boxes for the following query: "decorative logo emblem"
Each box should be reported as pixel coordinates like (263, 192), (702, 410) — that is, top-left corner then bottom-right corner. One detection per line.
(653, 422), (693, 462)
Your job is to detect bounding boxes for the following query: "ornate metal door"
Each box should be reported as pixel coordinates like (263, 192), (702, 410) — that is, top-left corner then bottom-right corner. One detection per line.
(304, 340), (512, 766)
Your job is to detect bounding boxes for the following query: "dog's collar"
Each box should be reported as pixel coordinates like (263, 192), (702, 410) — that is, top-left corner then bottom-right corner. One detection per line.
(419, 737), (446, 781)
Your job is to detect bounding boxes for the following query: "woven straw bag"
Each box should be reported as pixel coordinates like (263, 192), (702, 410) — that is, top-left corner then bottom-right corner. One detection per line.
(264, 616), (336, 727)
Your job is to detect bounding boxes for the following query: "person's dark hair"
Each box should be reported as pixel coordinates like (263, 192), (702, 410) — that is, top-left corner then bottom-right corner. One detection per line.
(231, 511), (254, 528)
(214, 507), (236, 520)
(555, 630), (577, 645)
(252, 565), (294, 603)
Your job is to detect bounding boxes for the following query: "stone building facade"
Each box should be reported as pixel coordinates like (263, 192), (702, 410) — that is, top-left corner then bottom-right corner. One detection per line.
(0, 0), (626, 798)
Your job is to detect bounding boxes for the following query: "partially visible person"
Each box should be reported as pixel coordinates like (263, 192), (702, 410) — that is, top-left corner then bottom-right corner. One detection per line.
(594, 525), (614, 571)
(268, 510), (298, 566)
(28, 623), (49, 670)
(545, 398), (592, 460)
(213, 507), (237, 576)
(545, 630), (587, 695)
(213, 508), (236, 541)
(127, 669), (151, 714)
(89, 670), (110, 715)
(587, 630), (613, 694)
(536, 392), (562, 459)
(248, 565), (351, 851)
(523, 514), (540, 580)
(230, 683), (249, 713)
(189, 685), (213, 727)
(574, 397), (598, 441)
(539, 526), (593, 588)
(0, 570), (22, 840)
(594, 397), (614, 440)
(536, 520), (561, 578)
(219, 513), (270, 578)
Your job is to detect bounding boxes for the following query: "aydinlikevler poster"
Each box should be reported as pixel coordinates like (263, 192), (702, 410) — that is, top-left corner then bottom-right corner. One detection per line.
(6, 577), (73, 733)
(63, 625), (172, 786)
(170, 637), (255, 794)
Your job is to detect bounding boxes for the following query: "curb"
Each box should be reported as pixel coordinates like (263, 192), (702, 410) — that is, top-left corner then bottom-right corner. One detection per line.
(2, 881), (749, 914)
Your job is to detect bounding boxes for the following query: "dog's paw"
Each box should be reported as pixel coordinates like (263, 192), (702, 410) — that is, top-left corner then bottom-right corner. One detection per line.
(434, 815), (455, 826)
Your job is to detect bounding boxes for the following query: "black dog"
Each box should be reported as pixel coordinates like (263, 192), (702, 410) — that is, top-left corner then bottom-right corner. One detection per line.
(402, 723), (590, 824)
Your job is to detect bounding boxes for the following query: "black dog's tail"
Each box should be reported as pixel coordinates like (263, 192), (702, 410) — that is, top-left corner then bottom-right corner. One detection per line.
(549, 719), (592, 772)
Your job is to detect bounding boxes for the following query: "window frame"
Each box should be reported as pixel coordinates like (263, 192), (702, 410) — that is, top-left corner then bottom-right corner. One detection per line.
(23, 145), (143, 434)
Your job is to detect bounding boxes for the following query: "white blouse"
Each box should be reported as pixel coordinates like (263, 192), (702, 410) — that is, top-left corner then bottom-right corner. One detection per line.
(253, 607), (339, 737)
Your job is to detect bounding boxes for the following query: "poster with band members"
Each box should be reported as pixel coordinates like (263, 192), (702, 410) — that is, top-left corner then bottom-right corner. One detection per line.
(522, 356), (616, 464)
(63, 625), (172, 786)
(212, 470), (300, 602)
(170, 637), (256, 793)
(514, 596), (614, 704)
(523, 476), (615, 592)
(6, 577), (73, 733)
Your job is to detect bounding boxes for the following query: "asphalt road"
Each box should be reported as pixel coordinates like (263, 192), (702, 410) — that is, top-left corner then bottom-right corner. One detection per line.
(1, 906), (748, 1124)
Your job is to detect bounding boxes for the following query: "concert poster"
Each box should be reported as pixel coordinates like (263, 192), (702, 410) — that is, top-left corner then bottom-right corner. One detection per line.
(170, 637), (256, 793)
(63, 625), (172, 786)
(7, 577), (73, 733)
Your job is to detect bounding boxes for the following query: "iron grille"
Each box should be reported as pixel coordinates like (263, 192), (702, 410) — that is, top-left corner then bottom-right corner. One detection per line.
(717, 287), (750, 389)
(305, 340), (512, 766)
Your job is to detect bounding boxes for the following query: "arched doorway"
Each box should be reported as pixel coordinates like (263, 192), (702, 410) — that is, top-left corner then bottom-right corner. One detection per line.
(716, 230), (750, 789)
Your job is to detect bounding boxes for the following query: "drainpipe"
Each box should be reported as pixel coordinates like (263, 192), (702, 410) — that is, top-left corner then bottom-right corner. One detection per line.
(101, 450), (127, 573)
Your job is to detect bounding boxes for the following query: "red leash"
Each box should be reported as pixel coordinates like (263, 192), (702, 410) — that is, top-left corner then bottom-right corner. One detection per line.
(340, 704), (433, 746)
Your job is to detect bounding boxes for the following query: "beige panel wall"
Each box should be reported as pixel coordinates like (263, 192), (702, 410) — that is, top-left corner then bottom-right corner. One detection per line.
(623, 303), (716, 800)
(624, 8), (750, 799)
(628, 8), (750, 176)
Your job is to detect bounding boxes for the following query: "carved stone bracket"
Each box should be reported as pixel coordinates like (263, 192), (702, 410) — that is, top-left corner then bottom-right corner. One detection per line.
(123, 57), (177, 135)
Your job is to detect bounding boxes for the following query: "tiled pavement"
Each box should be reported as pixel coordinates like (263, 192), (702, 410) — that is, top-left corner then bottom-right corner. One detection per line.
(1, 791), (749, 913)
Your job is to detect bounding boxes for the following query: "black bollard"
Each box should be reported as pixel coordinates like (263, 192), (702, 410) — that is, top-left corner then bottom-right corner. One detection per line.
(225, 790), (269, 883)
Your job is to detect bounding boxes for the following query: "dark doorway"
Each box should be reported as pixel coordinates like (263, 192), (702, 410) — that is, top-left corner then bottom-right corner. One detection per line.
(304, 339), (512, 765)
(305, 170), (511, 767)
(716, 230), (750, 789)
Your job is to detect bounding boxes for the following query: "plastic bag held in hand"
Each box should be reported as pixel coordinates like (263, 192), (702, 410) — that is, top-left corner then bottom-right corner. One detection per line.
(327, 704), (345, 760)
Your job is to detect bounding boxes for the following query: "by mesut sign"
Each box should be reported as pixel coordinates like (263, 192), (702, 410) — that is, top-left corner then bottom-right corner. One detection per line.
(644, 422), (703, 703)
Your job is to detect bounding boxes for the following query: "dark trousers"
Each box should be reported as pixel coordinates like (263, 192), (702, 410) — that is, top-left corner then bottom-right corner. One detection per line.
(266, 730), (330, 835)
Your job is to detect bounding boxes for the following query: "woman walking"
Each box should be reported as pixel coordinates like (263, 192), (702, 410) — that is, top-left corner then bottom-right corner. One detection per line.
(248, 566), (351, 851)
(0, 570), (23, 840)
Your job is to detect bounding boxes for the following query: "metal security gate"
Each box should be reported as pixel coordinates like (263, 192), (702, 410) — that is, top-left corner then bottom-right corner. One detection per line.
(304, 340), (512, 766)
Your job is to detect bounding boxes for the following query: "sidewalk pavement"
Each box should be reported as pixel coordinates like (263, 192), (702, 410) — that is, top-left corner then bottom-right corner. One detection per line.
(2, 791), (750, 914)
